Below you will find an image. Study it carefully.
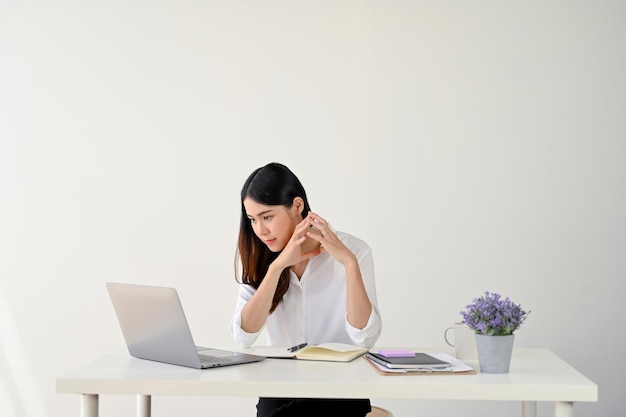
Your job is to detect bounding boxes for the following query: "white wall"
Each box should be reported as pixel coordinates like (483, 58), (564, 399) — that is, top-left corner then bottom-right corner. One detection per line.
(1, 1), (624, 416)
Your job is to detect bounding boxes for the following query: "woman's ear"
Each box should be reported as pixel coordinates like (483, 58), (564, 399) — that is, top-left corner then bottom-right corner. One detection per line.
(292, 197), (305, 216)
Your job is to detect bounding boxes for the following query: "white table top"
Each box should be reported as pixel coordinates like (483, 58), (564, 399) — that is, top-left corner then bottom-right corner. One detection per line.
(56, 348), (597, 402)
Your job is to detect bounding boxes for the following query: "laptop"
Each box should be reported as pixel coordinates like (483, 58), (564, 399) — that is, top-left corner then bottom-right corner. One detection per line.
(106, 282), (265, 369)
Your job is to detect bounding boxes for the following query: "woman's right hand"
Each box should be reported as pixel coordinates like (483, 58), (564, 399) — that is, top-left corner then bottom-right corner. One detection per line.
(273, 217), (321, 271)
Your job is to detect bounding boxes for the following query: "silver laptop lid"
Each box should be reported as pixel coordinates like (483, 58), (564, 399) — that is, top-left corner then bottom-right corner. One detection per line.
(106, 282), (205, 368)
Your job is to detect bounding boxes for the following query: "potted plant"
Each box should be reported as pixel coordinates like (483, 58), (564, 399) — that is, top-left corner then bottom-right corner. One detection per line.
(460, 291), (529, 373)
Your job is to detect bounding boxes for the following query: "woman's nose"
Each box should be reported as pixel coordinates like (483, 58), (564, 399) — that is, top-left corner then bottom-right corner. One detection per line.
(256, 223), (268, 236)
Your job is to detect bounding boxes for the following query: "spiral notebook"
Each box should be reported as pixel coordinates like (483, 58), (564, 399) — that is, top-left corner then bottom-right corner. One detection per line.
(366, 352), (451, 369)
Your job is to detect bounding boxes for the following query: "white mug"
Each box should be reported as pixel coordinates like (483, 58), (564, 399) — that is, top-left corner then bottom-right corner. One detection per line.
(444, 322), (478, 360)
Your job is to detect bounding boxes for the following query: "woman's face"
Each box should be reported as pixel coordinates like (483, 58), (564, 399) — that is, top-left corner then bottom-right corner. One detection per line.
(243, 197), (302, 252)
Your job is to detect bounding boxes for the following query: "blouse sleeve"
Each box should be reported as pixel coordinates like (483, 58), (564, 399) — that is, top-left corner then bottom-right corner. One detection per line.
(344, 244), (382, 348)
(230, 283), (264, 348)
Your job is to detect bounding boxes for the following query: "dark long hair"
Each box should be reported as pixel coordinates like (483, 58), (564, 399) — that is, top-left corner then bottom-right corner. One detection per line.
(235, 163), (312, 313)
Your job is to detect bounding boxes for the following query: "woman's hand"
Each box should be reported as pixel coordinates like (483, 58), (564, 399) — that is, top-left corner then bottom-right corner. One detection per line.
(304, 212), (357, 267)
(273, 216), (322, 271)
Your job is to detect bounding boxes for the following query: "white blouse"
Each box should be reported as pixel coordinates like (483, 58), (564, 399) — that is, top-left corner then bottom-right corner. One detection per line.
(231, 231), (382, 349)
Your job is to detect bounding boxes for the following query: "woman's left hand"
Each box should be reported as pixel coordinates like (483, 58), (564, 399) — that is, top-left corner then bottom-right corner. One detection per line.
(304, 212), (357, 266)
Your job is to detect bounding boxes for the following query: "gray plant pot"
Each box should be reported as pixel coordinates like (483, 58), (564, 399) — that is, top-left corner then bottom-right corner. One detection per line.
(475, 334), (515, 374)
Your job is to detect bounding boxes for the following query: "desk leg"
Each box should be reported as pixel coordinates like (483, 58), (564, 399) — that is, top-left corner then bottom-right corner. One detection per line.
(522, 401), (537, 417)
(137, 394), (151, 417)
(555, 401), (574, 417)
(81, 394), (98, 417)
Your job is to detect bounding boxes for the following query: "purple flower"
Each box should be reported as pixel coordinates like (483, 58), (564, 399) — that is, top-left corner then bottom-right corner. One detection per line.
(460, 291), (529, 336)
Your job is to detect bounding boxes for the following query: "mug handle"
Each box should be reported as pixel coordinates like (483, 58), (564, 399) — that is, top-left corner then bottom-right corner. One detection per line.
(444, 326), (455, 347)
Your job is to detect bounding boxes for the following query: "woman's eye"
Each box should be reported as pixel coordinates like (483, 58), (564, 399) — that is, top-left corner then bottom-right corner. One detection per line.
(263, 216), (272, 221)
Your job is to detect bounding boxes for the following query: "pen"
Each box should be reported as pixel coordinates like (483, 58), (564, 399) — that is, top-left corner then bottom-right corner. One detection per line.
(287, 342), (308, 352)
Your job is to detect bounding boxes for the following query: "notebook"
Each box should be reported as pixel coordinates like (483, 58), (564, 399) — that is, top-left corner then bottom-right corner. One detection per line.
(106, 282), (265, 369)
(241, 343), (368, 362)
(366, 352), (451, 369)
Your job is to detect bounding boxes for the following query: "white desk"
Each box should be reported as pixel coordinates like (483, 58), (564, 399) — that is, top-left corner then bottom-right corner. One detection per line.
(56, 348), (597, 417)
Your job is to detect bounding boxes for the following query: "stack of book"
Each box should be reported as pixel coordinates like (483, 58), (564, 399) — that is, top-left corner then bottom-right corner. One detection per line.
(365, 350), (475, 375)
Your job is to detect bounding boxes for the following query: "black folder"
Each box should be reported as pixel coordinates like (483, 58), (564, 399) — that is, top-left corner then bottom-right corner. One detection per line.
(366, 352), (451, 369)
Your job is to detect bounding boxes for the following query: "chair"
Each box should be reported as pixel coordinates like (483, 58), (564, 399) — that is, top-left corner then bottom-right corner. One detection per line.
(366, 405), (393, 417)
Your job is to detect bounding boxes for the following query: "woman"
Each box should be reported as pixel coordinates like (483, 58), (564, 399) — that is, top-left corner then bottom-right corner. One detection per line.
(231, 162), (382, 417)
